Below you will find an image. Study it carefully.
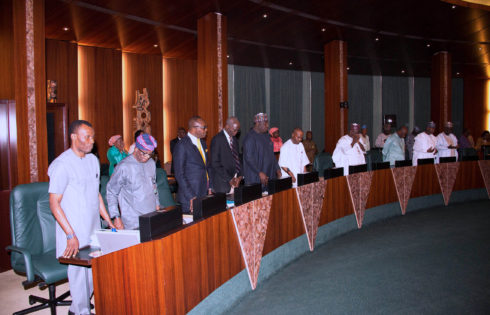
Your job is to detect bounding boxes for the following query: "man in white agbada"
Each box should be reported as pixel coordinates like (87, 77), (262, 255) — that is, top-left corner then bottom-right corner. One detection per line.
(332, 123), (366, 175)
(412, 121), (438, 166)
(375, 123), (392, 148)
(436, 121), (459, 161)
(279, 128), (310, 187)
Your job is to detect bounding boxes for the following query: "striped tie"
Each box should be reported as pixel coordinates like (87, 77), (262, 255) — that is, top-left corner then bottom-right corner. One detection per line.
(197, 140), (209, 181)
(230, 137), (241, 174)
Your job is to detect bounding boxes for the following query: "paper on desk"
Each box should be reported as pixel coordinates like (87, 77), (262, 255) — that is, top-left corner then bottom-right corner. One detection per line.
(183, 214), (193, 224)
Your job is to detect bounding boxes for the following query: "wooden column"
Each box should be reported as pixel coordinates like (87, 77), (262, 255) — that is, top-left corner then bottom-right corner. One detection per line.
(197, 12), (228, 142)
(13, 0), (47, 183)
(431, 51), (452, 133)
(324, 40), (348, 153)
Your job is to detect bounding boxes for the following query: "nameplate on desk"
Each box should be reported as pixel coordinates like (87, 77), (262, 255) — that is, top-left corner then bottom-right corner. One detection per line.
(439, 156), (457, 163)
(324, 167), (344, 179)
(267, 177), (292, 194)
(461, 155), (478, 161)
(349, 164), (367, 174)
(417, 158), (434, 165)
(297, 172), (319, 186)
(139, 205), (183, 242)
(193, 193), (227, 220)
(372, 161), (390, 170)
(395, 160), (412, 167)
(234, 183), (262, 206)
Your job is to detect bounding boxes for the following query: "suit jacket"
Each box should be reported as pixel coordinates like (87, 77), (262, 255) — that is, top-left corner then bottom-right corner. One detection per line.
(210, 130), (242, 193)
(170, 137), (180, 174)
(173, 135), (211, 213)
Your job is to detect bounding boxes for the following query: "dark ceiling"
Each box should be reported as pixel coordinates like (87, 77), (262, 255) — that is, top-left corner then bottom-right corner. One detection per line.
(45, 0), (490, 77)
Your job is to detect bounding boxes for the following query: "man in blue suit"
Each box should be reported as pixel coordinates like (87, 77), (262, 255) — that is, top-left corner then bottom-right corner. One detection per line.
(174, 116), (212, 213)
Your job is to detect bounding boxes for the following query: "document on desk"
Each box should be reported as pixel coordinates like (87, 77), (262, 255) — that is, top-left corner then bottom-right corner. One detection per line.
(95, 229), (141, 255)
(183, 214), (193, 224)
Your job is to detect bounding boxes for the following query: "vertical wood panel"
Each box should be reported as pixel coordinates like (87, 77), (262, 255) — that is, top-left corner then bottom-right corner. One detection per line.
(163, 58), (198, 162)
(46, 39), (78, 125)
(431, 51), (452, 133)
(197, 13), (228, 145)
(0, 0), (14, 99)
(78, 45), (123, 164)
(453, 160), (484, 191)
(320, 176), (354, 225)
(263, 189), (305, 255)
(324, 40), (348, 153)
(0, 191), (11, 271)
(410, 164), (441, 198)
(122, 53), (163, 159)
(365, 169), (398, 209)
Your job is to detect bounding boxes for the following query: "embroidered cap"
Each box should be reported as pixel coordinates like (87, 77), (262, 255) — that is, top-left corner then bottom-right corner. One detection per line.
(135, 133), (157, 152)
(254, 113), (268, 122)
(108, 135), (122, 146)
(427, 121), (436, 128)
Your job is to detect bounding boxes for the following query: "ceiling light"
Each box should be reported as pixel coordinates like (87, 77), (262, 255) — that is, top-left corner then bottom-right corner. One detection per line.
(375, 37), (379, 42)
(288, 61), (293, 66)
(479, 47), (482, 50)
(262, 13), (268, 19)
(227, 54), (230, 59)
(62, 27), (69, 31)
(401, 70), (406, 74)
(426, 43), (431, 48)
(321, 27), (326, 32)
(153, 44), (158, 48)
(346, 67), (350, 71)
(456, 72), (461, 76)
(451, 5), (456, 9)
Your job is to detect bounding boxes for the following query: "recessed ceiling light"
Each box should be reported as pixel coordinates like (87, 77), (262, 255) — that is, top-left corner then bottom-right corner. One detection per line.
(262, 13), (268, 19)
(375, 37), (379, 42)
(479, 47), (482, 50)
(288, 61), (293, 66)
(401, 70), (406, 74)
(153, 44), (158, 48)
(426, 43), (431, 48)
(346, 66), (350, 71)
(62, 27), (69, 31)
(227, 54), (230, 59)
(321, 27), (326, 32)
(451, 5), (456, 9)
(456, 72), (461, 76)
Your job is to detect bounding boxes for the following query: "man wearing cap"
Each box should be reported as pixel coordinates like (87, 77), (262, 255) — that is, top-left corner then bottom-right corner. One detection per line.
(360, 125), (370, 152)
(382, 125), (408, 165)
(375, 123), (392, 148)
(243, 113), (281, 188)
(436, 122), (459, 161)
(174, 116), (212, 213)
(106, 133), (160, 229)
(332, 123), (366, 175)
(412, 121), (438, 166)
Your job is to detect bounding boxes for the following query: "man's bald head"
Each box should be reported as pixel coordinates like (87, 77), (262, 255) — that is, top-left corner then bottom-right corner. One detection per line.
(291, 127), (304, 144)
(225, 117), (241, 137)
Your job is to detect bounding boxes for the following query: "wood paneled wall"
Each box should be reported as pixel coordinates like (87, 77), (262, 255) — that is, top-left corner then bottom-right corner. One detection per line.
(78, 45), (123, 164)
(0, 0), (14, 100)
(431, 52), (452, 133)
(46, 39), (78, 125)
(122, 53), (163, 159)
(464, 77), (488, 137)
(163, 58), (198, 162)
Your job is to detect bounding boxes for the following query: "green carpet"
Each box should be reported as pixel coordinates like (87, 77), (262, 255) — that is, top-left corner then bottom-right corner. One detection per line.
(228, 200), (490, 314)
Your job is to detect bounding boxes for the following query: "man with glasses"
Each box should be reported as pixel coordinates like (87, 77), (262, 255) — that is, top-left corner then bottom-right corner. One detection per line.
(174, 116), (212, 213)
(106, 133), (160, 229)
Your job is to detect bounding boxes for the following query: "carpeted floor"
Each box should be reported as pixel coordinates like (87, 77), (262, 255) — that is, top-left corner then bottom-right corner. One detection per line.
(228, 200), (490, 315)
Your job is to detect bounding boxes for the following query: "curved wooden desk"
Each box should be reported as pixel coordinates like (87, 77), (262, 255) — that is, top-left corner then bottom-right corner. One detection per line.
(92, 161), (489, 314)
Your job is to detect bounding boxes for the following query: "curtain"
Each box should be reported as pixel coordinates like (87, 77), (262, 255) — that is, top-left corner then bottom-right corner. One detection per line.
(311, 72), (325, 152)
(414, 77), (431, 130)
(382, 76), (409, 129)
(348, 74), (374, 139)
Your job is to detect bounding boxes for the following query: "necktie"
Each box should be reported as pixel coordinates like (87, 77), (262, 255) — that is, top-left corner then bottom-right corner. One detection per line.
(197, 140), (209, 181)
(230, 137), (241, 174)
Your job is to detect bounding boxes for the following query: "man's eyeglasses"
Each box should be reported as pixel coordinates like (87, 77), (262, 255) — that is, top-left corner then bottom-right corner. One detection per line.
(138, 149), (153, 158)
(192, 125), (208, 130)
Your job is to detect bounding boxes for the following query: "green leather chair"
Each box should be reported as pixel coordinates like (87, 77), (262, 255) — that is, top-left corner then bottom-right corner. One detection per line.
(313, 152), (334, 177)
(156, 168), (176, 207)
(7, 182), (71, 315)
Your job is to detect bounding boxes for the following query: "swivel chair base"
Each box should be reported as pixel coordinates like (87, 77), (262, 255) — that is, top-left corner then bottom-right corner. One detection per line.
(14, 282), (71, 315)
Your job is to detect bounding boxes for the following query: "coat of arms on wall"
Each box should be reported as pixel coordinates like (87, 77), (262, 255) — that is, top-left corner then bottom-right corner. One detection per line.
(133, 88), (151, 134)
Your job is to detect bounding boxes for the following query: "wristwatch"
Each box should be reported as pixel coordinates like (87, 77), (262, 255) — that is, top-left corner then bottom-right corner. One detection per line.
(66, 233), (75, 240)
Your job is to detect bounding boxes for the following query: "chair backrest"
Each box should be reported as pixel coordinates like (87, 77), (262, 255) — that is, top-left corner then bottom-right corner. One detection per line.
(313, 152), (334, 177)
(9, 182), (55, 269)
(156, 168), (176, 207)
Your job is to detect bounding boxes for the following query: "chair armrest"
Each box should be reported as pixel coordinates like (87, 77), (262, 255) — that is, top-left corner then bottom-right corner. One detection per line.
(6, 245), (35, 284)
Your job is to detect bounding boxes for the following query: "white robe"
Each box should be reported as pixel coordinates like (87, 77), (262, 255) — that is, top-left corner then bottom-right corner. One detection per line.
(360, 135), (370, 152)
(412, 132), (437, 165)
(332, 135), (366, 175)
(436, 132), (458, 160)
(278, 139), (310, 187)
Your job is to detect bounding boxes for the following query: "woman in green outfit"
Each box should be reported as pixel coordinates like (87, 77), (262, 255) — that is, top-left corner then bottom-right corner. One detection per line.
(107, 134), (128, 176)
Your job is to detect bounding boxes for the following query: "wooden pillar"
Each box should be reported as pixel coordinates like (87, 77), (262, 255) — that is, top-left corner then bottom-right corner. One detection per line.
(197, 12), (228, 142)
(324, 40), (348, 153)
(13, 0), (47, 183)
(431, 51), (452, 133)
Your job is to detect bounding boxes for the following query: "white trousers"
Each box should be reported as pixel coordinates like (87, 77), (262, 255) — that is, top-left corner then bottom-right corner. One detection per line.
(68, 265), (93, 315)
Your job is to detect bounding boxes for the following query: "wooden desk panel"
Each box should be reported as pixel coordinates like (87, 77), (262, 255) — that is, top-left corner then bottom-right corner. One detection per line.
(320, 176), (354, 226)
(410, 164), (441, 198)
(453, 160), (484, 191)
(263, 189), (304, 255)
(365, 169), (398, 209)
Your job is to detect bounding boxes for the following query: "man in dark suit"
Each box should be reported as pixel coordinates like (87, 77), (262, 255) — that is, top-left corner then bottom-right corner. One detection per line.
(173, 117), (211, 213)
(210, 117), (243, 194)
(170, 127), (186, 174)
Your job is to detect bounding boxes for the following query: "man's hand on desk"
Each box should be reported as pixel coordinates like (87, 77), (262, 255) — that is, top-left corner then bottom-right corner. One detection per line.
(113, 217), (124, 230)
(259, 172), (269, 186)
(63, 235), (79, 258)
